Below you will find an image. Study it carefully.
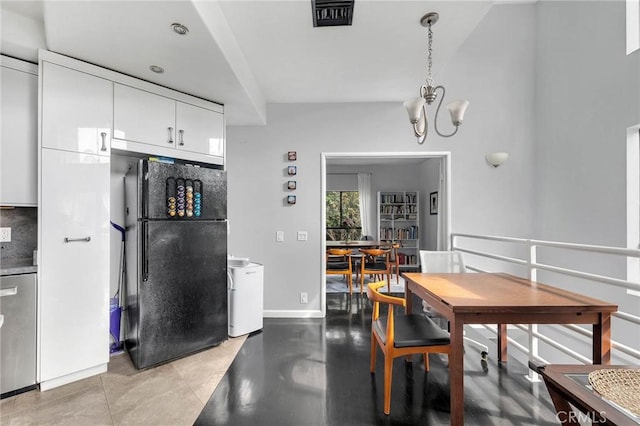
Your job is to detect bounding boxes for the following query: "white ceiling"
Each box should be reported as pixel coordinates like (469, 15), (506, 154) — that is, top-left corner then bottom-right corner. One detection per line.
(1, 0), (496, 126)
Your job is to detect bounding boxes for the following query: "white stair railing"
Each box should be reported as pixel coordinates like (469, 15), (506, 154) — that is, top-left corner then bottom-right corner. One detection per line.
(451, 233), (640, 377)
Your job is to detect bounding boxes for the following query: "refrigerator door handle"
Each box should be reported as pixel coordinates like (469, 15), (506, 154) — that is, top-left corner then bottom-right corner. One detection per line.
(142, 222), (149, 282)
(227, 269), (234, 290)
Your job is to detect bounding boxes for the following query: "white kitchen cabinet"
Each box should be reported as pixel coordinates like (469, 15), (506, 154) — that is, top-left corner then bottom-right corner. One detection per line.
(176, 101), (224, 157)
(113, 83), (176, 148)
(114, 83), (224, 158)
(39, 148), (110, 387)
(41, 62), (112, 156)
(1, 57), (38, 206)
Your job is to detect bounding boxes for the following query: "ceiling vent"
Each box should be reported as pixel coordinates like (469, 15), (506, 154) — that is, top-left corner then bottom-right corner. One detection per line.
(312, 0), (355, 27)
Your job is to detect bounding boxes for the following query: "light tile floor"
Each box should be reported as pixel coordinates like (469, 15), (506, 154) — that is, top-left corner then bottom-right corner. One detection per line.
(0, 336), (246, 426)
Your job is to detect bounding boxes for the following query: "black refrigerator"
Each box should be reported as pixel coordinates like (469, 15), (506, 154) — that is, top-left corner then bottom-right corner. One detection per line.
(124, 159), (227, 369)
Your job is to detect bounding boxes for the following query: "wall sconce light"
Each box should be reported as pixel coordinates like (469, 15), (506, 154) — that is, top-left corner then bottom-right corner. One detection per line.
(485, 152), (509, 168)
(403, 12), (469, 144)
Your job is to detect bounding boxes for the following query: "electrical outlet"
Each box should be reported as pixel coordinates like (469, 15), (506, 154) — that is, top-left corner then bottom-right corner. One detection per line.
(0, 227), (11, 242)
(300, 292), (308, 304)
(276, 231), (284, 242)
(297, 231), (308, 241)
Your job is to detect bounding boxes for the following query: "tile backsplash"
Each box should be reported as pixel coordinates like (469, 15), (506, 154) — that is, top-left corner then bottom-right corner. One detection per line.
(0, 207), (37, 261)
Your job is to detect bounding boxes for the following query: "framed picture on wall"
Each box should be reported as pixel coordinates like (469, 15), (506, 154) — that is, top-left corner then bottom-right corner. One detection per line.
(287, 195), (297, 204)
(288, 166), (297, 175)
(288, 151), (297, 161)
(288, 180), (297, 190)
(430, 191), (438, 215)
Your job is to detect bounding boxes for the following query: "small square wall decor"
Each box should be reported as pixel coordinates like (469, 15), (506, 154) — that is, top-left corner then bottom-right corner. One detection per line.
(288, 151), (297, 161)
(288, 181), (297, 190)
(288, 165), (297, 176)
(287, 195), (297, 204)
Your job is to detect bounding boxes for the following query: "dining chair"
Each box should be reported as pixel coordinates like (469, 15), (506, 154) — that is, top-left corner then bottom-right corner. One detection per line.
(359, 248), (391, 294)
(419, 250), (489, 358)
(366, 281), (451, 415)
(389, 242), (401, 284)
(326, 249), (353, 295)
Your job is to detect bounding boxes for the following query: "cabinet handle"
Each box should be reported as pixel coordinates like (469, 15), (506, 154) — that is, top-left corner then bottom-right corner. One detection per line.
(100, 132), (107, 151)
(168, 127), (174, 144)
(64, 237), (91, 243)
(0, 287), (17, 297)
(179, 129), (185, 146)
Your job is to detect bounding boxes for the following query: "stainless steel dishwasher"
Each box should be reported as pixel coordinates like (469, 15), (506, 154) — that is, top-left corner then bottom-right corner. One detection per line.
(1, 273), (37, 396)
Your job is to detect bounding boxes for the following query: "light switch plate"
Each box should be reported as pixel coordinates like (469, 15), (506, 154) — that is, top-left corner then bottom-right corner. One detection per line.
(297, 231), (308, 241)
(276, 231), (284, 242)
(0, 227), (11, 242)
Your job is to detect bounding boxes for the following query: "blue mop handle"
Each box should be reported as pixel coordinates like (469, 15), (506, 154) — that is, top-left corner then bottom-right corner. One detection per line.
(110, 221), (125, 241)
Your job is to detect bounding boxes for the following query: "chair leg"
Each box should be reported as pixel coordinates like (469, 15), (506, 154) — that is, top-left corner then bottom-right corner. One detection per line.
(348, 273), (353, 296)
(383, 353), (393, 415)
(423, 353), (430, 371)
(370, 336), (377, 372)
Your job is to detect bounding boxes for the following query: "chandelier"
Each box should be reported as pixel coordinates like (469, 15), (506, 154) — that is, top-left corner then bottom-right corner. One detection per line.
(403, 12), (469, 144)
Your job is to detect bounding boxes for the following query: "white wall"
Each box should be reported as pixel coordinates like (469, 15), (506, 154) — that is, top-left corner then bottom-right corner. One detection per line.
(420, 158), (441, 251)
(225, 4), (537, 316)
(532, 1), (640, 364)
(535, 1), (639, 247)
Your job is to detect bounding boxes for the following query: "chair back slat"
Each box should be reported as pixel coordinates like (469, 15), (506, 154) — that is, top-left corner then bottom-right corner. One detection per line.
(419, 250), (466, 273)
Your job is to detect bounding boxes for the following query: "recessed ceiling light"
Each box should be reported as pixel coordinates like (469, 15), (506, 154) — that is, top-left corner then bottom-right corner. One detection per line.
(171, 23), (189, 35)
(149, 65), (165, 74)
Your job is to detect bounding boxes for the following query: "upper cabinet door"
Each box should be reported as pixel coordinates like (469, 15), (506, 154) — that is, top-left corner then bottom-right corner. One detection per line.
(41, 62), (112, 156)
(176, 102), (224, 157)
(1, 62), (38, 206)
(113, 84), (176, 148)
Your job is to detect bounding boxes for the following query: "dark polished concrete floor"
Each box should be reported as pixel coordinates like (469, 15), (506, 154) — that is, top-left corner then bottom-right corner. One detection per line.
(196, 293), (559, 425)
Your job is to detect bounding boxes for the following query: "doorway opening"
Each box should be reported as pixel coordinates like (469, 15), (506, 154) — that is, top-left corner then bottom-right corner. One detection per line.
(320, 151), (451, 316)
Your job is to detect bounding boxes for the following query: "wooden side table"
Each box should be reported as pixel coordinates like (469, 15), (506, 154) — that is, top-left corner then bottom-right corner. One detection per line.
(530, 361), (640, 426)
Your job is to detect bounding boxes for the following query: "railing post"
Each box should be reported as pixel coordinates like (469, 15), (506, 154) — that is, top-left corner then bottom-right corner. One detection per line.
(527, 242), (541, 382)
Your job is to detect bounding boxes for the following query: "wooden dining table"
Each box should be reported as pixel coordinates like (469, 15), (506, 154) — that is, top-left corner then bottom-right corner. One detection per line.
(326, 240), (391, 249)
(402, 272), (619, 426)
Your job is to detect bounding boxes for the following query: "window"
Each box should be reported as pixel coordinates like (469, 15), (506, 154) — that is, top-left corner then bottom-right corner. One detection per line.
(326, 191), (361, 240)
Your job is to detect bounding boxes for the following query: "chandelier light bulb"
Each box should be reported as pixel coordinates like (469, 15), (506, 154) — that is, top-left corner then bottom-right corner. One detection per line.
(447, 100), (469, 126)
(403, 98), (426, 123)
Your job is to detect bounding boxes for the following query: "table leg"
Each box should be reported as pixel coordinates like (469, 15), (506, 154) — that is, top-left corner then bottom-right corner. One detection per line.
(405, 282), (412, 314)
(542, 378), (581, 425)
(497, 324), (507, 362)
(593, 313), (611, 364)
(450, 316), (464, 425)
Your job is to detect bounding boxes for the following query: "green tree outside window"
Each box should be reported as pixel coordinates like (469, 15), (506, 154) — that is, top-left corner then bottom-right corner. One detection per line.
(326, 191), (361, 240)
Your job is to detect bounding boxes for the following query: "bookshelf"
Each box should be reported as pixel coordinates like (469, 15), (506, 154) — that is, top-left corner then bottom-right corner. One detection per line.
(377, 191), (420, 269)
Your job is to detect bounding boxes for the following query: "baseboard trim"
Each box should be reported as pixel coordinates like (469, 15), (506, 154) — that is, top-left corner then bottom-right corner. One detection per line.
(39, 363), (108, 391)
(263, 309), (324, 318)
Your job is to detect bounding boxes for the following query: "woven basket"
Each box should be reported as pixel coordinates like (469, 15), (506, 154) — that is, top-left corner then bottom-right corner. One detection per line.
(588, 369), (640, 417)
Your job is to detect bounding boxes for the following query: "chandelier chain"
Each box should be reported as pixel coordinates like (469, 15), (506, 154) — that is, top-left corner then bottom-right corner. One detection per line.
(427, 21), (433, 87)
